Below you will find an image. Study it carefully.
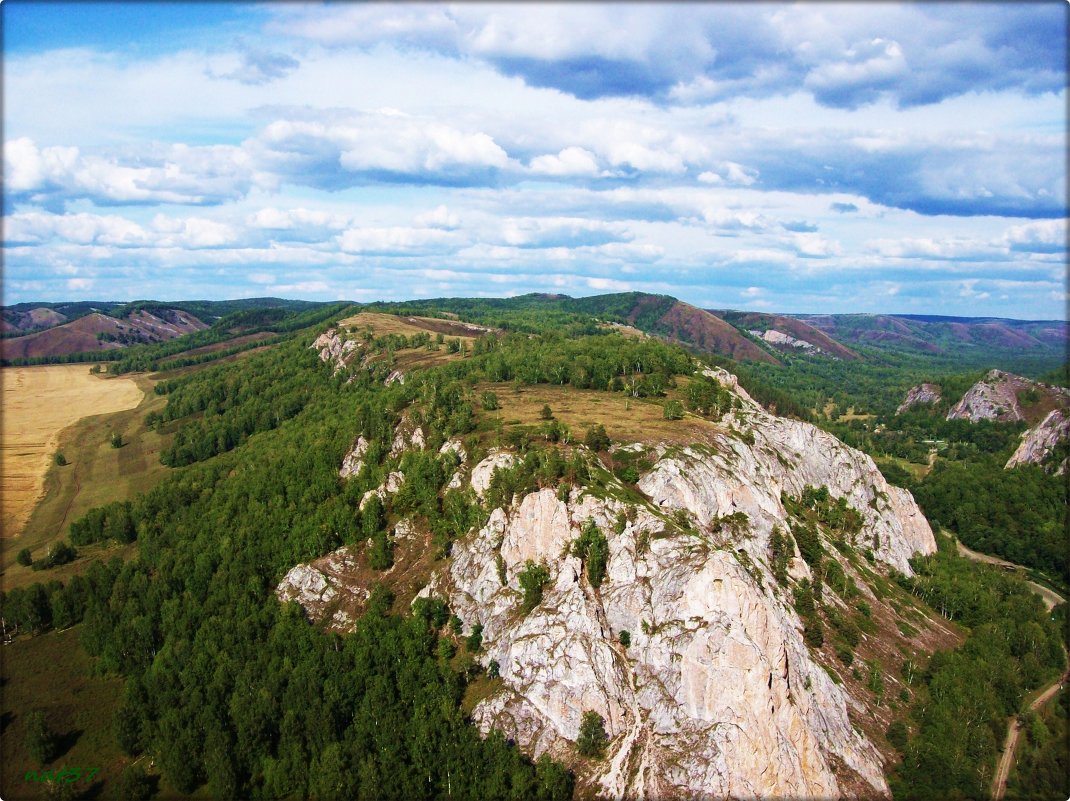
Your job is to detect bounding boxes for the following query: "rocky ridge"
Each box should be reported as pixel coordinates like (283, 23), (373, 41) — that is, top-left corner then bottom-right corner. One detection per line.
(896, 383), (941, 415)
(416, 367), (935, 799)
(946, 369), (1069, 423)
(311, 328), (359, 374)
(1005, 408), (1069, 473)
(750, 328), (819, 353)
(277, 362), (940, 798)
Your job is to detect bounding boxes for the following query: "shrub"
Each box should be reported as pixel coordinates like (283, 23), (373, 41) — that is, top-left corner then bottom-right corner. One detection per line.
(480, 391), (500, 411)
(663, 399), (684, 420)
(16, 548), (33, 567)
(488, 659), (500, 678)
(618, 630), (631, 647)
(53, 451), (67, 466)
(465, 624), (484, 653)
(518, 560), (550, 614)
(540, 404), (553, 420)
(804, 618), (824, 648)
(437, 638), (456, 661)
(116, 765), (155, 801)
(24, 710), (57, 765)
(576, 711), (608, 758)
(572, 518), (609, 589)
(886, 720), (908, 753)
(110, 432), (124, 449)
(584, 424), (610, 451)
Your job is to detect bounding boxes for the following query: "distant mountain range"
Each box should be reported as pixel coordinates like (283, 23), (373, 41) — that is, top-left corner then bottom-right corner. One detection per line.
(1, 298), (319, 361)
(2, 292), (1066, 366)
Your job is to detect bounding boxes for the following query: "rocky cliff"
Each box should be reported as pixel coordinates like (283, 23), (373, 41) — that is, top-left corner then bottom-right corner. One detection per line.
(896, 384), (941, 415)
(1005, 408), (1069, 473)
(946, 369), (1069, 423)
(946, 370), (1026, 421)
(414, 367), (935, 799)
(276, 359), (942, 798)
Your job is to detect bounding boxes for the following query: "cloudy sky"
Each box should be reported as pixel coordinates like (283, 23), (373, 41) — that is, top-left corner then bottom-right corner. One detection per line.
(2, 2), (1066, 318)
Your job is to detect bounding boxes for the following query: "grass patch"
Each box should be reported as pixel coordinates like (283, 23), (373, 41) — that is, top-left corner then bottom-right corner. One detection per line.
(1, 365), (144, 540)
(338, 312), (486, 341)
(461, 674), (505, 717)
(473, 382), (715, 448)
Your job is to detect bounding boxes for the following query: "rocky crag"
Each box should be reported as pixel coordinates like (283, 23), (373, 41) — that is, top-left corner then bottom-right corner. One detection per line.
(896, 384), (941, 415)
(279, 365), (941, 798)
(944, 370), (1069, 470)
(946, 369), (1069, 423)
(1005, 408), (1070, 473)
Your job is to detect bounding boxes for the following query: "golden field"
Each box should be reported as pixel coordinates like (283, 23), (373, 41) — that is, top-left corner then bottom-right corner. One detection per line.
(1, 365), (144, 538)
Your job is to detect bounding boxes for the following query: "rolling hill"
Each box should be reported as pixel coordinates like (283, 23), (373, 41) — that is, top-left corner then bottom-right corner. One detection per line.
(712, 311), (860, 360)
(0, 309), (208, 361)
(798, 313), (1067, 358)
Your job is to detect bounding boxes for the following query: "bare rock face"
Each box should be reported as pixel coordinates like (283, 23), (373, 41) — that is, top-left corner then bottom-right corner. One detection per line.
(277, 564), (337, 610)
(311, 328), (359, 374)
(385, 370), (405, 386)
(1006, 408), (1070, 471)
(339, 436), (369, 478)
(896, 383), (941, 415)
(276, 546), (368, 628)
(750, 328), (818, 353)
(390, 419), (426, 457)
(420, 369), (937, 799)
(440, 439), (468, 489)
(359, 471), (405, 509)
(426, 483), (898, 798)
(946, 369), (1026, 422)
(470, 450), (517, 498)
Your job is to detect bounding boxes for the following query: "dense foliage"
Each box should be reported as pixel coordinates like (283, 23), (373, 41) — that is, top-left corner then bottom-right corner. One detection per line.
(911, 458), (1068, 586)
(3, 326), (577, 799)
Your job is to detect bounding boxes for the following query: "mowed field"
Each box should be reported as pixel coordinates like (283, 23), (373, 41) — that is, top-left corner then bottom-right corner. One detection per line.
(1, 365), (144, 539)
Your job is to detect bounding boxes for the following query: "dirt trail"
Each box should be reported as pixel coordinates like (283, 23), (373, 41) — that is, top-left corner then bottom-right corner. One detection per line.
(954, 538), (1068, 800)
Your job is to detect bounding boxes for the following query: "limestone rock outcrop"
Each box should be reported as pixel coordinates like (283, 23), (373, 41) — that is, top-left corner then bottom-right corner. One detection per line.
(470, 450), (517, 498)
(945, 369), (1055, 422)
(339, 436), (369, 478)
(418, 368), (937, 799)
(896, 383), (941, 415)
(1006, 408), (1070, 472)
(311, 328), (359, 374)
(359, 471), (405, 510)
(277, 563), (336, 610)
(750, 328), (818, 353)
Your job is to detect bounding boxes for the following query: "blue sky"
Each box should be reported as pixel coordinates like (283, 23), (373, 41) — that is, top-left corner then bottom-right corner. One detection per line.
(2, 1), (1067, 318)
